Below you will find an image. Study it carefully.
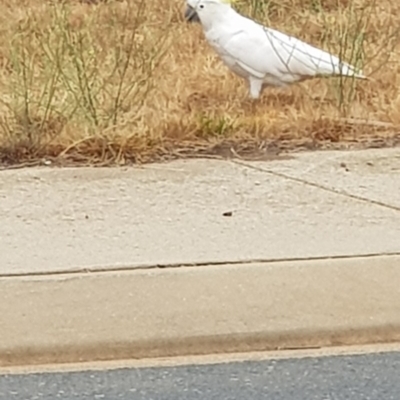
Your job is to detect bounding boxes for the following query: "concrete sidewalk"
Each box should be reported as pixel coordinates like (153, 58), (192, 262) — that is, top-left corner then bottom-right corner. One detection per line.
(1, 147), (400, 275)
(1, 147), (400, 367)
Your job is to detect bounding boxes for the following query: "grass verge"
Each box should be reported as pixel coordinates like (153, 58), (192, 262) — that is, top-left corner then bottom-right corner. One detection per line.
(0, 0), (399, 167)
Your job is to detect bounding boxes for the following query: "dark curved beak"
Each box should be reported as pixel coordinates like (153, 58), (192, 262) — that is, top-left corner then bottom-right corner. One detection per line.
(184, 5), (200, 23)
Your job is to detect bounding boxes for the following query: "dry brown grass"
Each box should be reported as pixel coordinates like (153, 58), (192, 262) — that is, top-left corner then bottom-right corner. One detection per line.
(0, 0), (400, 166)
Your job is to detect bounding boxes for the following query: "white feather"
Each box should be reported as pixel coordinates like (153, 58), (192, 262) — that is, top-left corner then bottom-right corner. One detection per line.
(188, 0), (365, 98)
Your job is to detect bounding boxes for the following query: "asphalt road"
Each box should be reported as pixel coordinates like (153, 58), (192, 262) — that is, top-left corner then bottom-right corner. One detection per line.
(1, 351), (400, 400)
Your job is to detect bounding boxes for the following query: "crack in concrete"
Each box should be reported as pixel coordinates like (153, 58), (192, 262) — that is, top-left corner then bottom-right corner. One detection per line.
(1, 252), (400, 279)
(231, 159), (400, 213)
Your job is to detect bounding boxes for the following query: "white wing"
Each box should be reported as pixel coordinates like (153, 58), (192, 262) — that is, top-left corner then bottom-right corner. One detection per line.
(220, 17), (364, 82)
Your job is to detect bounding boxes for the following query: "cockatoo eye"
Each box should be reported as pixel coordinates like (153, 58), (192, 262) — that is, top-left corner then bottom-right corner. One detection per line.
(199, 4), (204, 8)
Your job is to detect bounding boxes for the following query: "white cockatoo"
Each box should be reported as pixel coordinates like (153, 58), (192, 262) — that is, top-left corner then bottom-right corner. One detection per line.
(184, 0), (366, 99)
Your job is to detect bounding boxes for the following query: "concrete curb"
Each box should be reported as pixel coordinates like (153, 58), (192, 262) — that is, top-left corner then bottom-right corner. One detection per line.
(1, 255), (400, 367)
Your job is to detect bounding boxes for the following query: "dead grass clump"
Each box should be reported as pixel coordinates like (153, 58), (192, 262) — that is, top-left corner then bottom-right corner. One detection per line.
(0, 0), (400, 166)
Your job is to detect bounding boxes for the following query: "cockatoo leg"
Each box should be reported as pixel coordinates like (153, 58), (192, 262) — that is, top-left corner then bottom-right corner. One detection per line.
(248, 77), (263, 99)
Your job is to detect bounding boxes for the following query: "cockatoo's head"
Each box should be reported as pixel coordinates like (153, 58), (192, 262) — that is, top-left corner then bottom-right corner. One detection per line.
(184, 0), (233, 24)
